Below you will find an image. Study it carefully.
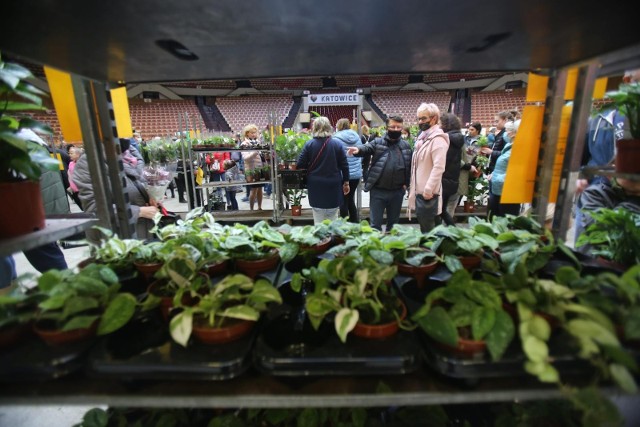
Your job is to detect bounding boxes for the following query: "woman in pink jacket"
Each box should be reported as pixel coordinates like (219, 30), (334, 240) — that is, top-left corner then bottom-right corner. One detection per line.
(408, 103), (449, 232)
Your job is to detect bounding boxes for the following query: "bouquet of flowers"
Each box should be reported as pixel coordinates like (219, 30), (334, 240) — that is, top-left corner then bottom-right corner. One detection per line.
(142, 162), (177, 201)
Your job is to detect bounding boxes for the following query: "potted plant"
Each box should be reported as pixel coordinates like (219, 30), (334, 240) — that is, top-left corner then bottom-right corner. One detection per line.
(131, 240), (168, 282)
(277, 223), (333, 271)
(0, 283), (45, 347)
(496, 261), (638, 392)
(274, 130), (309, 169)
(169, 273), (282, 346)
(425, 223), (499, 272)
(596, 81), (640, 173)
(292, 255), (405, 343)
(285, 188), (306, 216)
(31, 263), (144, 345)
(575, 207), (640, 268)
(148, 246), (211, 320)
(411, 269), (515, 360)
(221, 221), (290, 278)
(0, 54), (61, 238)
(385, 225), (439, 288)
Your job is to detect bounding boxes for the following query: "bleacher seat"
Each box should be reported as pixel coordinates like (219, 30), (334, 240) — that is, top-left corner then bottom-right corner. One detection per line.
(215, 95), (293, 133)
(371, 91), (451, 121)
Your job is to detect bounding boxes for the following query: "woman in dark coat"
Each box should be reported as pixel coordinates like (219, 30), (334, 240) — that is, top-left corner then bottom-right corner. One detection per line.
(439, 113), (465, 226)
(296, 116), (350, 224)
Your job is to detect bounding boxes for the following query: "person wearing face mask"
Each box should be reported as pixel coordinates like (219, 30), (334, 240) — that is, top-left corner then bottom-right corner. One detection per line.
(487, 120), (521, 219)
(347, 115), (412, 232)
(407, 103), (449, 232)
(480, 110), (513, 174)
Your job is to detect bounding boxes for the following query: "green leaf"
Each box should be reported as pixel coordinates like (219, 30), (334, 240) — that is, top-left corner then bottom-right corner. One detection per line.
(528, 315), (551, 341)
(609, 363), (638, 393)
(298, 408), (319, 427)
(63, 314), (99, 331)
(98, 293), (137, 335)
(471, 307), (496, 340)
(169, 310), (193, 347)
(522, 335), (548, 363)
(566, 319), (620, 347)
(3, 101), (45, 111)
(221, 305), (260, 321)
(335, 308), (359, 343)
(417, 306), (458, 347)
(81, 408), (109, 427)
(485, 310), (515, 361)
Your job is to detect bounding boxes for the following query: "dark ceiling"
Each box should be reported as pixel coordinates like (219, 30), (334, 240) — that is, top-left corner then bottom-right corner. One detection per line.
(2, 0), (640, 84)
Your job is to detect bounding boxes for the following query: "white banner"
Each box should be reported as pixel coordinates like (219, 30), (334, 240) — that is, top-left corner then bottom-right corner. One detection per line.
(307, 93), (360, 106)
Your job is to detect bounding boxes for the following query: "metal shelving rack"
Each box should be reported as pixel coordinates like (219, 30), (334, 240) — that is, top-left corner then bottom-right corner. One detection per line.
(2, 0), (640, 413)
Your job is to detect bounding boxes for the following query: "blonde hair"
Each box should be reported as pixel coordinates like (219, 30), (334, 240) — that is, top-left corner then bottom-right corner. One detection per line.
(361, 124), (370, 135)
(417, 103), (441, 121)
(242, 124), (258, 139)
(336, 118), (351, 131)
(311, 116), (333, 137)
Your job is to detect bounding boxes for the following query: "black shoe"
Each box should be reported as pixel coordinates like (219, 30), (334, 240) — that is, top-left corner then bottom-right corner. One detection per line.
(179, 198), (187, 203)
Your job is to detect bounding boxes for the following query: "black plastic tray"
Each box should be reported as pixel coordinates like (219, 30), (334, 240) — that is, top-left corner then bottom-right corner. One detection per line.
(394, 275), (595, 381)
(88, 311), (256, 381)
(253, 276), (421, 376)
(254, 312), (421, 376)
(0, 332), (96, 381)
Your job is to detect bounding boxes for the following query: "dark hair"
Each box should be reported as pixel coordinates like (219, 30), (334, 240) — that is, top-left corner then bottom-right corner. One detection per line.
(223, 159), (235, 169)
(65, 144), (76, 153)
(497, 110), (514, 121)
(440, 113), (462, 132)
(386, 115), (404, 125)
(118, 138), (130, 152)
(469, 122), (482, 133)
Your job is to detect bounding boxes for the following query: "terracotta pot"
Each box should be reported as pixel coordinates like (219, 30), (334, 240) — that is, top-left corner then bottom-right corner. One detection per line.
(615, 138), (640, 174)
(300, 236), (332, 254)
(291, 205), (302, 216)
(134, 261), (163, 282)
(463, 201), (475, 213)
(435, 335), (487, 359)
(148, 273), (209, 321)
(352, 300), (407, 339)
(235, 250), (280, 279)
(205, 259), (230, 277)
(33, 320), (98, 346)
(458, 253), (482, 270)
(192, 318), (255, 344)
(396, 259), (439, 289)
(0, 180), (45, 238)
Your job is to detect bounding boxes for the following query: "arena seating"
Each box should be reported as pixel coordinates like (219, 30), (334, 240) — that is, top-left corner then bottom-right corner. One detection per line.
(129, 99), (206, 140)
(371, 91), (451, 120)
(469, 89), (528, 127)
(307, 106), (359, 126)
(215, 95), (293, 133)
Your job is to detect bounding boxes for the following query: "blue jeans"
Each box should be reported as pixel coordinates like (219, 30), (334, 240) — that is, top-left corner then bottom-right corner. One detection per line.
(369, 187), (405, 232)
(23, 243), (68, 273)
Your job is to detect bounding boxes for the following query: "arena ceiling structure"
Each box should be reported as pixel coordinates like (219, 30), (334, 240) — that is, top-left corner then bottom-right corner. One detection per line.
(2, 0), (640, 84)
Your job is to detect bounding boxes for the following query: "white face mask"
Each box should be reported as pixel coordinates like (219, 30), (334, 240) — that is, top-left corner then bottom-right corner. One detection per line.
(135, 137), (142, 142)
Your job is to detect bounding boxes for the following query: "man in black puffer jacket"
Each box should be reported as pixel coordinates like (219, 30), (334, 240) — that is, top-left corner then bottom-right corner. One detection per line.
(347, 115), (412, 232)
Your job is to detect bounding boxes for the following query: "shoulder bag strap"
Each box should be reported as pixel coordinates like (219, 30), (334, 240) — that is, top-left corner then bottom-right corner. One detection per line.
(125, 172), (150, 204)
(307, 137), (331, 174)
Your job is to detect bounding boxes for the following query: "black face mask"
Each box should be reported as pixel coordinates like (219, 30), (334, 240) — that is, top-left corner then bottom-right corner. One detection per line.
(387, 130), (402, 140)
(419, 122), (431, 132)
